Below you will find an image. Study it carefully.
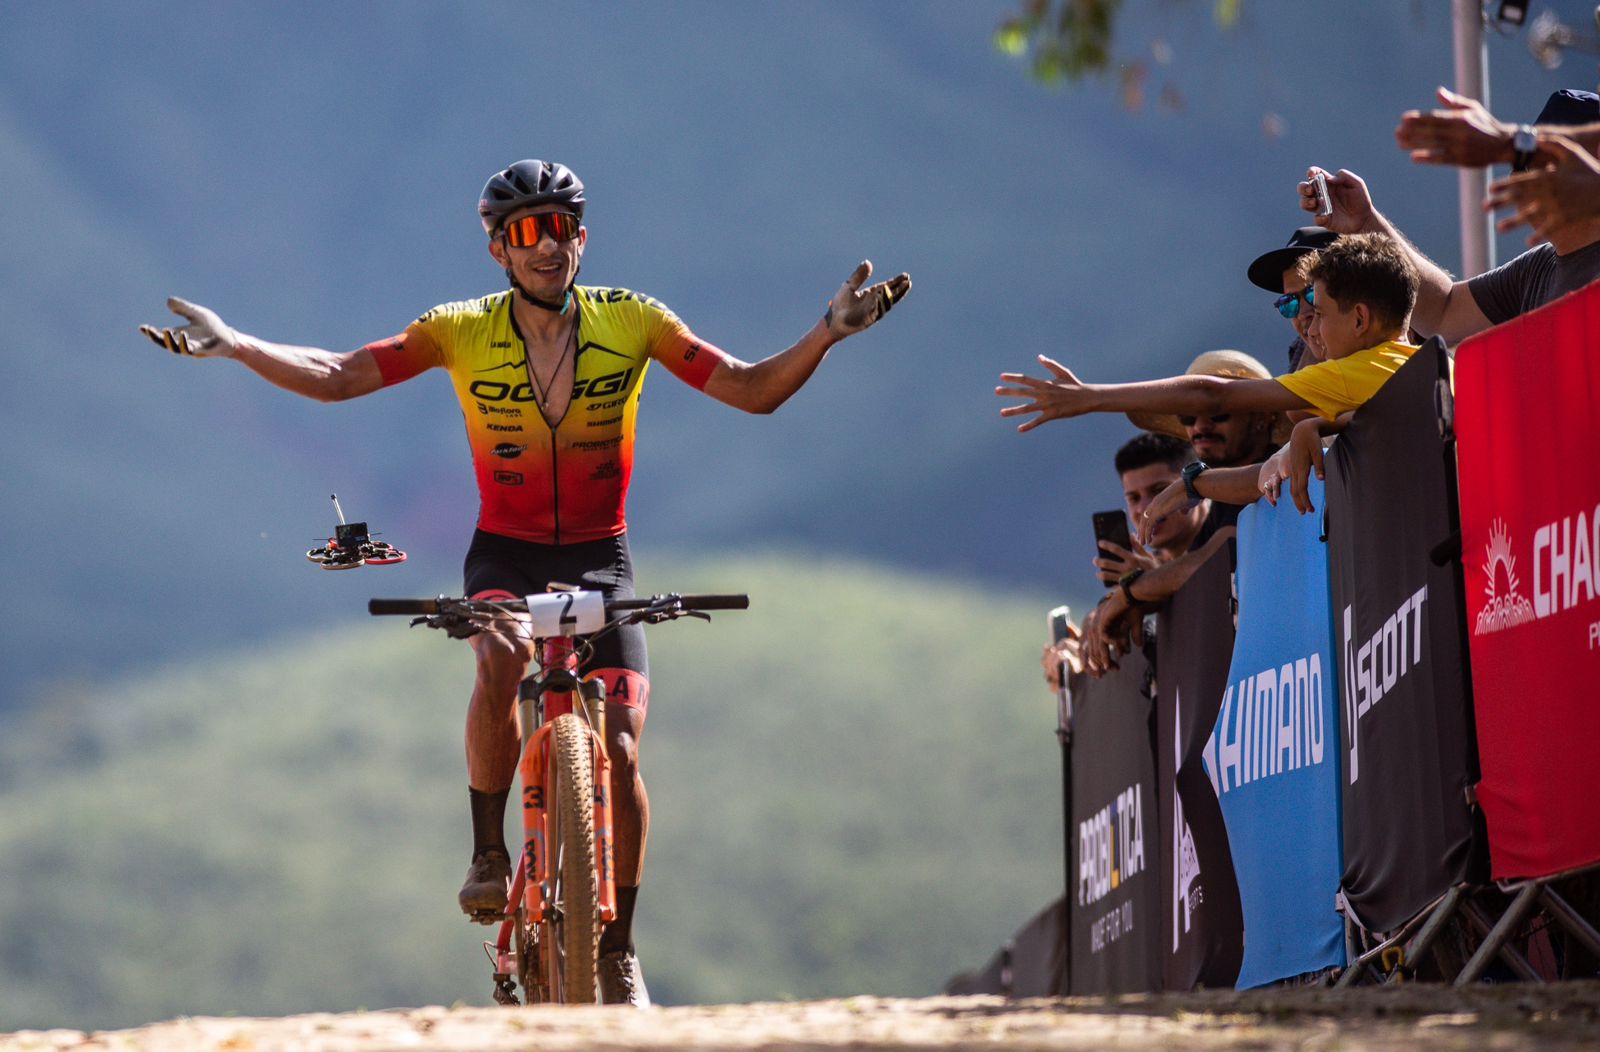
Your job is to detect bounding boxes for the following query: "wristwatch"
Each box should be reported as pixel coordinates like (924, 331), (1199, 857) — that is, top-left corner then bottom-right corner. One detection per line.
(1118, 568), (1146, 606)
(1182, 460), (1209, 501)
(1512, 124), (1538, 172)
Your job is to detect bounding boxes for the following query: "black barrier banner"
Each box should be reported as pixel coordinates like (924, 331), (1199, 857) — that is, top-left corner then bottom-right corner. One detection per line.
(943, 898), (1067, 997)
(1156, 546), (1244, 990)
(1324, 337), (1482, 933)
(1068, 647), (1161, 994)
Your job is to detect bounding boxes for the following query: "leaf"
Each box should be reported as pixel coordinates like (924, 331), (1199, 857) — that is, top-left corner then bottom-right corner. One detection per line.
(994, 22), (1030, 56)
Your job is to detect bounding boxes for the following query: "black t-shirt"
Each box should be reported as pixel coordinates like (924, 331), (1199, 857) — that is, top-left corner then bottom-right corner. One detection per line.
(1466, 240), (1600, 326)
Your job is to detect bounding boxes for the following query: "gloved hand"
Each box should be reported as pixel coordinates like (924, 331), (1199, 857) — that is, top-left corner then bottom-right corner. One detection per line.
(824, 260), (911, 339)
(139, 297), (241, 358)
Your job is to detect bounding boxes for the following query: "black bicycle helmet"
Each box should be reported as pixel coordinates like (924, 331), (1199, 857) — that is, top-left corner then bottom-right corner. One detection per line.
(478, 160), (586, 236)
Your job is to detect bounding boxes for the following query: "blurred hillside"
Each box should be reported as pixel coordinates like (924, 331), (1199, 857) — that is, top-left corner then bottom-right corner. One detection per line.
(0, 554), (1063, 1031)
(1, 2), (1592, 706)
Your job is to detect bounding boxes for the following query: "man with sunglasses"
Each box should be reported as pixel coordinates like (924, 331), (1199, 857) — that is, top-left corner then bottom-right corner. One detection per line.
(1247, 226), (1337, 373)
(141, 158), (911, 1006)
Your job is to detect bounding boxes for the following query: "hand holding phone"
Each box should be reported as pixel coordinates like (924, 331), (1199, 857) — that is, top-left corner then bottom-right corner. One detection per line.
(1091, 509), (1136, 585)
(1312, 170), (1333, 218)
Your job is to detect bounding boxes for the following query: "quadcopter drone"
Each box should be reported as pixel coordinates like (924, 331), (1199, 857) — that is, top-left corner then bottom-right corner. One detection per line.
(306, 494), (407, 570)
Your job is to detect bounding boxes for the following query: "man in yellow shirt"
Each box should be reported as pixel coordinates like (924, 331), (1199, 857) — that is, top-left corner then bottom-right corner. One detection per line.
(996, 233), (1419, 432)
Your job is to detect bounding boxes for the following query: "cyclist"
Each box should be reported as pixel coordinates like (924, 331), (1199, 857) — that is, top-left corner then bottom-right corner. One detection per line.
(141, 159), (911, 1006)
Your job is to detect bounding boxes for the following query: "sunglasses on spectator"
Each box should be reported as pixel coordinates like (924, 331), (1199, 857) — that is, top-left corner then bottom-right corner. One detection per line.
(504, 212), (581, 248)
(1178, 414), (1231, 427)
(1273, 285), (1316, 319)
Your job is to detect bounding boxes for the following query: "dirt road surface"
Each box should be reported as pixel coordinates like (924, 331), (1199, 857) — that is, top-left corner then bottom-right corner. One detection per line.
(6, 984), (1599, 1051)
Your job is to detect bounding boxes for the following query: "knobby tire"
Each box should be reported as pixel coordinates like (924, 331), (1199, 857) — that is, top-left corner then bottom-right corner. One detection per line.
(543, 712), (600, 1002)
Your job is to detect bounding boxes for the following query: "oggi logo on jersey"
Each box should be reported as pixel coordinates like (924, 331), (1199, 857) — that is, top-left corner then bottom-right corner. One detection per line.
(470, 367), (634, 404)
(573, 368), (635, 399)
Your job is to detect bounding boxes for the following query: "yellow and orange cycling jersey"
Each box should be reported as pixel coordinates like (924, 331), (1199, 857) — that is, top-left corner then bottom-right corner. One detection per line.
(367, 287), (725, 544)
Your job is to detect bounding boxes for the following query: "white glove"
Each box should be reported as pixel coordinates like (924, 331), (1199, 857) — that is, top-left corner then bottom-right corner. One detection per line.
(824, 260), (911, 338)
(139, 297), (241, 358)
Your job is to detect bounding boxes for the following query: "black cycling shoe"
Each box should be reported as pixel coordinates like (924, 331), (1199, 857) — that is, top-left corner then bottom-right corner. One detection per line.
(458, 849), (512, 923)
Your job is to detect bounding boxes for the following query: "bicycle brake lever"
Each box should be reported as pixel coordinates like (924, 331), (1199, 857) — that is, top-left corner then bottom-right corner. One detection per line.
(410, 613), (480, 639)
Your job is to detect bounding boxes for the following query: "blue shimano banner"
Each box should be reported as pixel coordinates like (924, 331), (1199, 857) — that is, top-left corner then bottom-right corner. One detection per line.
(1201, 479), (1345, 988)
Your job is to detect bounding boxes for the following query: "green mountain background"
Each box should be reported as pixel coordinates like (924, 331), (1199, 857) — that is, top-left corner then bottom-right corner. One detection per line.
(0, 553), (1067, 1032)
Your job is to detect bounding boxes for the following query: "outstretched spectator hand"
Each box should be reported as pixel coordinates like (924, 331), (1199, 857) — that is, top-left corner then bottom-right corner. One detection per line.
(1395, 87), (1515, 168)
(1487, 135), (1600, 246)
(1093, 537), (1158, 586)
(995, 356), (1095, 431)
(1258, 418), (1326, 513)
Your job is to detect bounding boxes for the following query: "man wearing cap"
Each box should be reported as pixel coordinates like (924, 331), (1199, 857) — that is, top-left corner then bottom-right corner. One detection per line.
(1305, 88), (1600, 344)
(1248, 227), (1337, 373)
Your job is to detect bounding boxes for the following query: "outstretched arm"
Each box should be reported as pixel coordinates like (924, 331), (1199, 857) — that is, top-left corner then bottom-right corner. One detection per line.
(995, 358), (1306, 432)
(1396, 86), (1600, 168)
(695, 261), (911, 414)
(1295, 166), (1490, 344)
(140, 297), (383, 403)
(1487, 135), (1600, 247)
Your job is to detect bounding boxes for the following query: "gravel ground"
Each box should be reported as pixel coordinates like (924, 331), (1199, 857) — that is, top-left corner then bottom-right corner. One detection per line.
(5, 984), (1599, 1051)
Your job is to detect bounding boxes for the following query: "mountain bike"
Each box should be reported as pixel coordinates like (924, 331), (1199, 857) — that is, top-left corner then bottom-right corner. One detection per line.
(368, 589), (748, 1005)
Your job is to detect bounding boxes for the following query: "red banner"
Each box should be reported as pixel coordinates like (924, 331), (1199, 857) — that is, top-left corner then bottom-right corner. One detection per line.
(1456, 279), (1600, 880)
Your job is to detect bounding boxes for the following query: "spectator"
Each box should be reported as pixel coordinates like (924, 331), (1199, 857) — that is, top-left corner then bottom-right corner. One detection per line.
(1246, 226), (1339, 372)
(1044, 432), (1218, 683)
(1308, 89), (1600, 345)
(996, 233), (1421, 432)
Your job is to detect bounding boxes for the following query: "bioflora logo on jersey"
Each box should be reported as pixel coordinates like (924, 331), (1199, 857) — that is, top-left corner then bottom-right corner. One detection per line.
(1474, 509), (1600, 639)
(1078, 783), (1147, 907)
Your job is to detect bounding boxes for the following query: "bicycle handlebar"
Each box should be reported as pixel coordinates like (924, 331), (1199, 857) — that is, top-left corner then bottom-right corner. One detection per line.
(367, 593), (750, 617)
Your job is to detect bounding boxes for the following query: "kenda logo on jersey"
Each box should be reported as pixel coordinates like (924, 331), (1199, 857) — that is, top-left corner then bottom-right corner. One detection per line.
(1473, 509), (1600, 643)
(1341, 587), (1428, 786)
(1201, 653), (1328, 797)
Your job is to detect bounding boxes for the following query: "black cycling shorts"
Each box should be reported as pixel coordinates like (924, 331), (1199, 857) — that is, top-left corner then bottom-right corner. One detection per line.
(463, 529), (648, 678)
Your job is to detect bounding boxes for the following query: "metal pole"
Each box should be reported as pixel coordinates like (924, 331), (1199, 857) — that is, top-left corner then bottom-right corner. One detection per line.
(1056, 668), (1075, 997)
(1453, 0), (1495, 276)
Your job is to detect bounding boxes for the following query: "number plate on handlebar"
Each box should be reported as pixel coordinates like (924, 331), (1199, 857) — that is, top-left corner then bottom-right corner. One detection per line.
(524, 590), (606, 636)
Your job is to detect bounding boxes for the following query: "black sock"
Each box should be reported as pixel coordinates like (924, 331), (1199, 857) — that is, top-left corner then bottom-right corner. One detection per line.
(600, 885), (639, 956)
(469, 787), (510, 858)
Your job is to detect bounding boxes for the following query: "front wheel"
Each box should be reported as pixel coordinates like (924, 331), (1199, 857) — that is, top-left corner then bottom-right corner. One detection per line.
(540, 712), (600, 1002)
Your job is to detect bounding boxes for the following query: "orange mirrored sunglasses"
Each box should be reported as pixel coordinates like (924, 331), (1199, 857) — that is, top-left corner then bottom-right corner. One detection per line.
(503, 212), (581, 248)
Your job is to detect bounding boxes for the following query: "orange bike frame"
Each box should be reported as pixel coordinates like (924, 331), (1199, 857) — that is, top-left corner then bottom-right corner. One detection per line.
(493, 635), (617, 976)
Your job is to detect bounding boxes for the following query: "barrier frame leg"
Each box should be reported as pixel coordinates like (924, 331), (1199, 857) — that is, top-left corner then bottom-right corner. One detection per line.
(1336, 886), (1464, 988)
(1455, 883), (1543, 985)
(1539, 883), (1600, 972)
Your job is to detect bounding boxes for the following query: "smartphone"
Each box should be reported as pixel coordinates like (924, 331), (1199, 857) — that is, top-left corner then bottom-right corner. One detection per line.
(1048, 605), (1073, 716)
(1312, 170), (1333, 218)
(1092, 509), (1133, 556)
